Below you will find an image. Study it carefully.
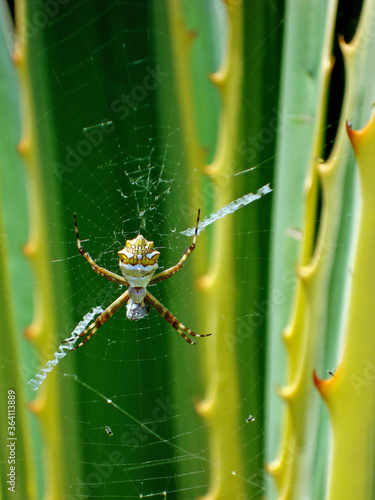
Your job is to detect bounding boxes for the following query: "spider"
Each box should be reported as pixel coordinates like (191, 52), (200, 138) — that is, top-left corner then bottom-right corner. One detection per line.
(63, 210), (211, 350)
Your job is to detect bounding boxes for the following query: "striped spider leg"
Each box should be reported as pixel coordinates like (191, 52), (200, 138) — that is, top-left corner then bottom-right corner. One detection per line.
(144, 291), (210, 345)
(64, 291), (130, 350)
(73, 213), (128, 285)
(63, 210), (211, 350)
(149, 209), (200, 285)
(146, 209), (210, 344)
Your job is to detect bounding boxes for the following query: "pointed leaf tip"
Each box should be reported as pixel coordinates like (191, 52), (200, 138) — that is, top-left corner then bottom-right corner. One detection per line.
(24, 324), (40, 342)
(313, 369), (335, 400)
(346, 109), (375, 153)
(276, 384), (293, 402)
(195, 397), (212, 419)
(209, 70), (225, 87)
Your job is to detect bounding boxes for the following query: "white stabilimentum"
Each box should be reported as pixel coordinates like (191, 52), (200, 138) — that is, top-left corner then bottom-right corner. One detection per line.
(28, 307), (104, 391)
(181, 183), (272, 236)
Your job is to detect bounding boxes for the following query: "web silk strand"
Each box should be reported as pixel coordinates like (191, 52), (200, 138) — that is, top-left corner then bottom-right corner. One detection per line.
(27, 307), (104, 391)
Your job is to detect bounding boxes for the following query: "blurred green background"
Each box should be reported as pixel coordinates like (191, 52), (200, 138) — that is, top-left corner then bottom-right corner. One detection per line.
(1, 1), (372, 499)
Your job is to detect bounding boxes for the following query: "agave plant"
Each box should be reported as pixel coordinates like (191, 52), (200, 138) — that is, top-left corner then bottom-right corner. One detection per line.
(267, 1), (375, 499)
(1, 1), (374, 499)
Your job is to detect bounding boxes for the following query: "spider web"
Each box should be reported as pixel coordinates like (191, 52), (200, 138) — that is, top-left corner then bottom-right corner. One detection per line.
(45, 3), (270, 493)
(11, 1), (359, 499)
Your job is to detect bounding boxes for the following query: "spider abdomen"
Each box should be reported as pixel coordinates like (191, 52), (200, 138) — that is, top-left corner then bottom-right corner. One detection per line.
(126, 299), (150, 321)
(126, 286), (149, 321)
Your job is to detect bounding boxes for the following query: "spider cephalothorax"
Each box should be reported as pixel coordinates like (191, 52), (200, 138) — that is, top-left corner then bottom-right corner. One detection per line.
(118, 235), (160, 287)
(63, 211), (211, 350)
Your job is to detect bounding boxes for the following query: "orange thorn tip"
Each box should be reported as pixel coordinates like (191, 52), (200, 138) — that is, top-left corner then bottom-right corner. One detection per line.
(346, 110), (375, 152)
(24, 324), (38, 341)
(195, 397), (212, 417)
(282, 324), (294, 343)
(313, 369), (322, 388)
(265, 458), (282, 477)
(202, 163), (217, 177)
(276, 385), (293, 402)
(296, 264), (311, 281)
(22, 241), (37, 258)
(17, 139), (29, 156)
(196, 273), (214, 290)
(346, 119), (359, 149)
(28, 397), (44, 414)
(12, 46), (23, 66)
(209, 70), (225, 87)
(313, 369), (333, 400)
